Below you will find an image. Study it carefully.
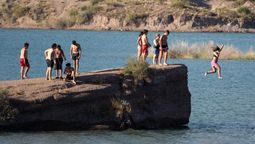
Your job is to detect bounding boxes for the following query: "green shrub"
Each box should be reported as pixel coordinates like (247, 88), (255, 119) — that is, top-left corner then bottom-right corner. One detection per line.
(126, 13), (149, 24)
(12, 4), (30, 17)
(0, 90), (18, 122)
(90, 0), (102, 6)
(172, 0), (190, 8)
(55, 19), (75, 28)
(237, 6), (251, 15)
(123, 59), (149, 81)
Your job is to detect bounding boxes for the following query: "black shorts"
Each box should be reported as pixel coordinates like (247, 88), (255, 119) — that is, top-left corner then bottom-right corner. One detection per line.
(46, 59), (54, 68)
(72, 53), (79, 60)
(55, 58), (63, 70)
(66, 74), (73, 80)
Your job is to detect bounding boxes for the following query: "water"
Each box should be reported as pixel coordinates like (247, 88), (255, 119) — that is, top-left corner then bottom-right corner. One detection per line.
(0, 29), (255, 144)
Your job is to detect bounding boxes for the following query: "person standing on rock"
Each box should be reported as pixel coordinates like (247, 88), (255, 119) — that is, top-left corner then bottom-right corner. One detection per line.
(54, 44), (66, 79)
(137, 31), (143, 61)
(152, 34), (160, 65)
(45, 43), (57, 80)
(141, 29), (151, 61)
(70, 40), (81, 76)
(158, 30), (170, 66)
(20, 42), (30, 80)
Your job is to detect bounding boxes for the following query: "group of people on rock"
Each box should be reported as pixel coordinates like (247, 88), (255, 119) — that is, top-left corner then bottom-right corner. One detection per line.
(19, 30), (224, 82)
(137, 29), (170, 66)
(136, 29), (224, 79)
(19, 40), (82, 84)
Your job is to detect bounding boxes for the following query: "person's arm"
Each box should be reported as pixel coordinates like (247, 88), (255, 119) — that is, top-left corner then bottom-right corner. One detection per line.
(220, 45), (224, 51)
(70, 45), (73, 59)
(61, 49), (67, 61)
(153, 39), (157, 47)
(44, 50), (48, 59)
(78, 44), (81, 59)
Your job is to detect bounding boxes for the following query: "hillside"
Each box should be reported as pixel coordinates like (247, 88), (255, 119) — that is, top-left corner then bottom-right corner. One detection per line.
(0, 0), (255, 32)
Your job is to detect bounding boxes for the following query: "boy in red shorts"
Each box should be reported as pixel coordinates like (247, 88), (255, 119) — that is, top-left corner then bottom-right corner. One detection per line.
(141, 29), (151, 61)
(20, 42), (30, 80)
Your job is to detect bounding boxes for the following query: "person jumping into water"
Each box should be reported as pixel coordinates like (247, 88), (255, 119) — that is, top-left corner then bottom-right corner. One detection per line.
(70, 40), (81, 76)
(205, 45), (224, 79)
(20, 42), (30, 80)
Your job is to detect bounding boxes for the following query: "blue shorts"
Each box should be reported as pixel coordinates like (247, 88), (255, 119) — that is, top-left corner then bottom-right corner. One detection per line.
(154, 48), (159, 55)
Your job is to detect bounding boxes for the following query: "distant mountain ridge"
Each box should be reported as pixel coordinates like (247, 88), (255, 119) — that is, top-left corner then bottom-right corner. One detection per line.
(0, 0), (255, 32)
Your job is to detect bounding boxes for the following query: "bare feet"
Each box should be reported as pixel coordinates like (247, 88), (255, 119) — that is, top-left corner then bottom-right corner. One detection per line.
(163, 63), (168, 66)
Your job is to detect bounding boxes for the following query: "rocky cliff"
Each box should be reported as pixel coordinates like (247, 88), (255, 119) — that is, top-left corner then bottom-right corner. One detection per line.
(0, 0), (255, 32)
(0, 65), (191, 131)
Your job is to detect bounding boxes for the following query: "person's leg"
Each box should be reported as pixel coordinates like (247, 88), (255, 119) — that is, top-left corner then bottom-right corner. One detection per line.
(153, 54), (156, 64)
(163, 51), (168, 65)
(24, 66), (30, 78)
(71, 71), (76, 84)
(73, 60), (76, 76)
(158, 50), (163, 65)
(48, 67), (52, 80)
(75, 60), (79, 75)
(60, 69), (63, 78)
(46, 68), (49, 80)
(20, 66), (24, 79)
(206, 66), (216, 74)
(215, 64), (222, 78)
(56, 69), (59, 78)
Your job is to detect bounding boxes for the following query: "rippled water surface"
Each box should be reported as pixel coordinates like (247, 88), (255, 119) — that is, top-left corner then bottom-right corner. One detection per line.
(0, 29), (255, 144)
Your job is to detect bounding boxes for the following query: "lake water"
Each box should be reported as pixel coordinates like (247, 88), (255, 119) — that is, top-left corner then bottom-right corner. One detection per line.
(0, 29), (255, 144)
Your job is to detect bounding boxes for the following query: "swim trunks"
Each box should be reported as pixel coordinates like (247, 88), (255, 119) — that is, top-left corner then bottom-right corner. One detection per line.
(153, 48), (159, 55)
(55, 57), (63, 70)
(20, 58), (30, 67)
(72, 53), (79, 60)
(46, 59), (54, 68)
(160, 44), (168, 52)
(141, 45), (149, 55)
(211, 60), (217, 67)
(66, 74), (73, 80)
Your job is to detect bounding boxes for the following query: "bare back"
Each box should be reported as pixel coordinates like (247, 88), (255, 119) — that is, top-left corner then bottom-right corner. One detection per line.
(20, 48), (27, 59)
(71, 44), (79, 54)
(141, 34), (148, 46)
(160, 35), (168, 46)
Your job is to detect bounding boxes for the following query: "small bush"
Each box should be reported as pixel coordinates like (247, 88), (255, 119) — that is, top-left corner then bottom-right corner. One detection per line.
(126, 13), (149, 24)
(0, 90), (18, 122)
(237, 6), (251, 15)
(55, 19), (75, 28)
(172, 0), (190, 8)
(124, 59), (149, 81)
(90, 0), (102, 6)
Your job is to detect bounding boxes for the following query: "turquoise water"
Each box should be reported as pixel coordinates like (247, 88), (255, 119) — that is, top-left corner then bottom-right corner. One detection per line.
(0, 29), (255, 144)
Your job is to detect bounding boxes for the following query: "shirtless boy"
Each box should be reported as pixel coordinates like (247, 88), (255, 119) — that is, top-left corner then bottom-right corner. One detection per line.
(141, 29), (150, 61)
(45, 43), (57, 80)
(70, 40), (81, 76)
(20, 42), (30, 79)
(158, 30), (170, 66)
(54, 45), (66, 79)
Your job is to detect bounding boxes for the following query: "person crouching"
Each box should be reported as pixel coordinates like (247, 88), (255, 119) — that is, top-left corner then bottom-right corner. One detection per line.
(64, 63), (76, 84)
